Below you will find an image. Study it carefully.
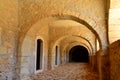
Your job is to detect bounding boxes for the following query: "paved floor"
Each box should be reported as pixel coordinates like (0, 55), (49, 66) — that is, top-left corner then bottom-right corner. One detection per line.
(30, 63), (98, 80)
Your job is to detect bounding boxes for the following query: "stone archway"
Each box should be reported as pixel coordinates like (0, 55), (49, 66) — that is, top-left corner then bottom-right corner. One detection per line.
(69, 45), (89, 63)
(17, 15), (105, 79)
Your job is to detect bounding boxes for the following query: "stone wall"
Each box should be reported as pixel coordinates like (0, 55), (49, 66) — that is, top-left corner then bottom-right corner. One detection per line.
(95, 40), (120, 80)
(109, 40), (120, 80)
(0, 28), (18, 80)
(109, 0), (120, 43)
(95, 49), (110, 80)
(0, 0), (18, 80)
(101, 49), (110, 80)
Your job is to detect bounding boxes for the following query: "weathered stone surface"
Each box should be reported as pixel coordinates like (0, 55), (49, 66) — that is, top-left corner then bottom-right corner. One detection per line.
(109, 8), (120, 43)
(109, 40), (120, 80)
(0, 46), (7, 54)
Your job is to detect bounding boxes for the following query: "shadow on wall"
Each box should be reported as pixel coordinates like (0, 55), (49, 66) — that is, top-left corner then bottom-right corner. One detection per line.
(69, 45), (89, 63)
(109, 40), (120, 80)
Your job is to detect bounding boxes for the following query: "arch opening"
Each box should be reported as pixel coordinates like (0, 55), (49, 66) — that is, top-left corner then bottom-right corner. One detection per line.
(69, 45), (89, 63)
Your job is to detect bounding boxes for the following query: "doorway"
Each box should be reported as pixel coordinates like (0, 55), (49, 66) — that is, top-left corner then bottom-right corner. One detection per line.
(36, 39), (43, 70)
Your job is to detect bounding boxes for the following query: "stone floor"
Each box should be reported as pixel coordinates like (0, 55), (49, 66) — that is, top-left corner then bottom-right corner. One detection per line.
(29, 63), (98, 80)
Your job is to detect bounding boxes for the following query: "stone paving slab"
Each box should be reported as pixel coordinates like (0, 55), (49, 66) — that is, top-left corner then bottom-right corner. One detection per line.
(28, 63), (98, 80)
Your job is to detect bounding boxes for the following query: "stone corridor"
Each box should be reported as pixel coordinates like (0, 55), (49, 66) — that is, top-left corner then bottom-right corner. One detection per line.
(28, 63), (98, 80)
(2, 0), (120, 80)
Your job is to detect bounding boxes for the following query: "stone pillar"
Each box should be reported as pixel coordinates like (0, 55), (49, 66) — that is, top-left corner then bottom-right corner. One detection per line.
(97, 49), (110, 80)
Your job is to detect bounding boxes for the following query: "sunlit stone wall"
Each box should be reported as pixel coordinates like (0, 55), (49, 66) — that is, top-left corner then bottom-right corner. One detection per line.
(0, 0), (18, 80)
(109, 0), (120, 43)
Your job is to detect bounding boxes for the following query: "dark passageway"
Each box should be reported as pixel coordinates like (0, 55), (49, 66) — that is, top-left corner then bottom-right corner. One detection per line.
(69, 45), (89, 62)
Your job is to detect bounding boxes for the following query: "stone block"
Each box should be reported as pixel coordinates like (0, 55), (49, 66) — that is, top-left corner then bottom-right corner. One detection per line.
(0, 46), (7, 54)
